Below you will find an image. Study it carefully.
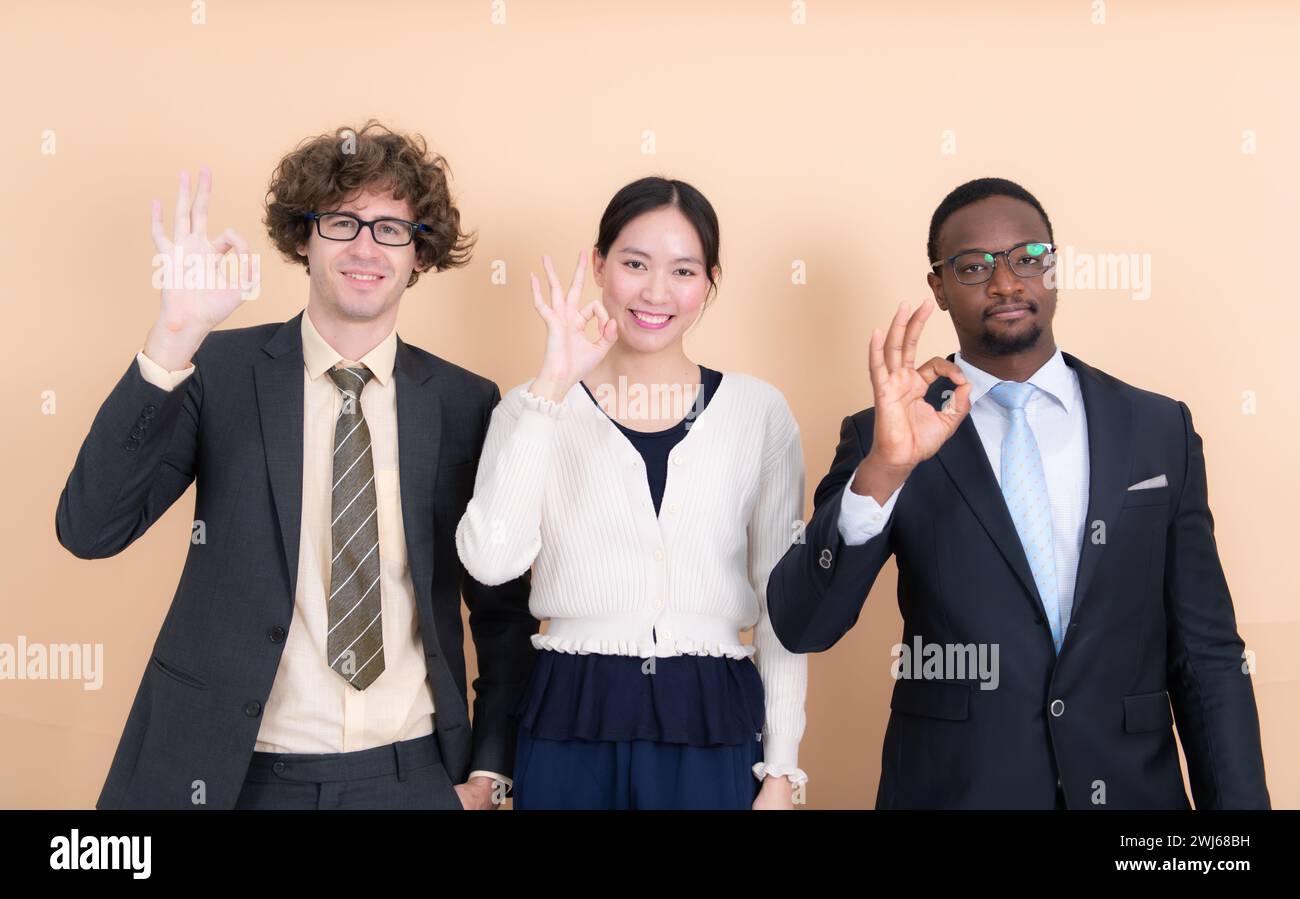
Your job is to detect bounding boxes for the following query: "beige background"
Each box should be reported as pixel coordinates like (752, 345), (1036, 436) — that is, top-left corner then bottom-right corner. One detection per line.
(1, 0), (1296, 808)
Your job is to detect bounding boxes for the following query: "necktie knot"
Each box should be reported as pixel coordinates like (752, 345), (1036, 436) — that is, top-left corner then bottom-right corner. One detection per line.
(327, 366), (374, 410)
(989, 379), (1035, 412)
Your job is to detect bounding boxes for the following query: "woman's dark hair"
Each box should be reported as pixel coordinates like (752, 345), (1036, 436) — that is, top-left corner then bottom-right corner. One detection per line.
(594, 176), (721, 306)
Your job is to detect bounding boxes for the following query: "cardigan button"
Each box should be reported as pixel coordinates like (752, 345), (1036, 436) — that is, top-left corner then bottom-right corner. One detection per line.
(653, 550), (664, 560)
(654, 599), (663, 609)
(669, 503), (679, 513)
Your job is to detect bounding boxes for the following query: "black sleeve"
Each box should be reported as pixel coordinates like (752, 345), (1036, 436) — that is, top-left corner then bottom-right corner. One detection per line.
(767, 409), (898, 653)
(1164, 400), (1270, 808)
(461, 382), (539, 779)
(55, 356), (203, 559)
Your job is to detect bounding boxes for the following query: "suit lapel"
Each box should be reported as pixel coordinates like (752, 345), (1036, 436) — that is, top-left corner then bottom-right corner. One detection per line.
(253, 313), (306, 606)
(927, 351), (1134, 646)
(930, 362), (1046, 619)
(394, 337), (441, 609)
(251, 316), (449, 620)
(1061, 351), (1133, 638)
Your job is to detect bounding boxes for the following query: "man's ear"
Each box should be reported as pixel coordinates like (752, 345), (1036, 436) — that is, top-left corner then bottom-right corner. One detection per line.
(927, 271), (947, 311)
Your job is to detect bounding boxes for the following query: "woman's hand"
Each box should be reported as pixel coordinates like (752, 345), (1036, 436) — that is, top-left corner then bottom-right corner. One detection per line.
(752, 773), (796, 810)
(528, 251), (618, 403)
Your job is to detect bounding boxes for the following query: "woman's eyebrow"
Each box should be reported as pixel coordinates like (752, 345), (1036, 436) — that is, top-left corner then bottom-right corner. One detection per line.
(618, 245), (703, 265)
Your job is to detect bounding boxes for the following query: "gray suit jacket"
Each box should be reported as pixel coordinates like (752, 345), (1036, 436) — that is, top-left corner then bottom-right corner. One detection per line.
(56, 312), (537, 808)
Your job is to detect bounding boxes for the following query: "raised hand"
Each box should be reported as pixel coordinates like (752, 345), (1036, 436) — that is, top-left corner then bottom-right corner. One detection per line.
(144, 167), (257, 370)
(528, 252), (618, 403)
(852, 299), (972, 501)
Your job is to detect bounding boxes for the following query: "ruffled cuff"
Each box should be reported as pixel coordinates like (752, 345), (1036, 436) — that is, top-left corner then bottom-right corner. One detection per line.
(752, 761), (809, 786)
(753, 734), (808, 785)
(520, 383), (571, 418)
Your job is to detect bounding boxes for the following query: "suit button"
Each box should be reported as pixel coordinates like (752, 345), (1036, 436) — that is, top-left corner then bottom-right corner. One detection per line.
(268, 626), (286, 643)
(272, 762), (286, 774)
(819, 549), (833, 569)
(124, 438), (140, 451)
(244, 701), (262, 717)
(143, 404), (157, 416)
(1050, 699), (1065, 717)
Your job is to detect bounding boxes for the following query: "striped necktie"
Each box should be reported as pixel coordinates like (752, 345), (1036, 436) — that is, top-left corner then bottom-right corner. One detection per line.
(988, 380), (1065, 652)
(326, 365), (385, 689)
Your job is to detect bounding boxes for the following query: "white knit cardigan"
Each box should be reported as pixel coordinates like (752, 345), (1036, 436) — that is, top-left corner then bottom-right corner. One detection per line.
(455, 373), (809, 784)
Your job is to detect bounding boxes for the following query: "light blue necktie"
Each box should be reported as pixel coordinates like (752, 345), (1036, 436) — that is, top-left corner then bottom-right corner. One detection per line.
(988, 381), (1064, 652)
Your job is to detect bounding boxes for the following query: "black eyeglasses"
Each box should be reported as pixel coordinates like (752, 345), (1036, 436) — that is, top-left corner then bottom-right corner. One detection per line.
(931, 242), (1056, 285)
(305, 211), (431, 247)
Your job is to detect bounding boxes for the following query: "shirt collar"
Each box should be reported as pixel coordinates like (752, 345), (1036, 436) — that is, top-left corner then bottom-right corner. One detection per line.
(300, 307), (397, 388)
(954, 345), (1075, 414)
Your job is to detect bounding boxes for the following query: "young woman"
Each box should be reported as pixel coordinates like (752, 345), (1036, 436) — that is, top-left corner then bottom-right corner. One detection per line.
(456, 177), (807, 809)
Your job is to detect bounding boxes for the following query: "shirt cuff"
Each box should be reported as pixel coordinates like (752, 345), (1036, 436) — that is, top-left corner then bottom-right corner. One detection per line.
(136, 350), (195, 392)
(468, 769), (513, 790)
(836, 479), (904, 546)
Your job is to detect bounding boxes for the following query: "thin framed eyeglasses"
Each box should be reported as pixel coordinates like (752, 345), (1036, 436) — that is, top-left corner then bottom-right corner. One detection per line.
(304, 211), (431, 247)
(931, 242), (1056, 285)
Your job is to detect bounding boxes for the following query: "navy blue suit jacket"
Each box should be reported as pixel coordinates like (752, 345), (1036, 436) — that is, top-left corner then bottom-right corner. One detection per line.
(768, 352), (1269, 809)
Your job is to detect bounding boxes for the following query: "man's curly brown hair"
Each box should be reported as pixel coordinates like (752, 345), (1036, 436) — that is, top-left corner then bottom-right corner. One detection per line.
(264, 120), (475, 288)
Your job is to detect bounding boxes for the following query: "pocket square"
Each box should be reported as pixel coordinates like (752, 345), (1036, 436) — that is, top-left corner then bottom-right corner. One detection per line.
(1127, 474), (1168, 490)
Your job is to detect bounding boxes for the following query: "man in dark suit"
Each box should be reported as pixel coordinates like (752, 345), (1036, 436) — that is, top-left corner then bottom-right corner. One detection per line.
(768, 178), (1269, 809)
(55, 122), (536, 809)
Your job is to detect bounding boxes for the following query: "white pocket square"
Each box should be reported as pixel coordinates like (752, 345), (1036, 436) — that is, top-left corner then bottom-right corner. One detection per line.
(1127, 474), (1168, 491)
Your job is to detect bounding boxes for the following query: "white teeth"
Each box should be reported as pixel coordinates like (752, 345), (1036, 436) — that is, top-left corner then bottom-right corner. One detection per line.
(631, 310), (670, 324)
(346, 273), (380, 281)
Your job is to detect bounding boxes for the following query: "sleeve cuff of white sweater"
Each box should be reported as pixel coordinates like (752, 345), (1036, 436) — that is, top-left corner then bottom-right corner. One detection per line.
(754, 735), (808, 785)
(520, 385), (571, 419)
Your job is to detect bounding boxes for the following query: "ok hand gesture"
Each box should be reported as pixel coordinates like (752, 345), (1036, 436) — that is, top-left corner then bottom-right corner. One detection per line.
(529, 252), (618, 403)
(143, 167), (257, 371)
(867, 299), (972, 470)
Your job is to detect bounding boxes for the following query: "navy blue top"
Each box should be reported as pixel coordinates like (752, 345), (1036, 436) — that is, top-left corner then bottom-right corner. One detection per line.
(584, 366), (723, 514)
(510, 366), (767, 747)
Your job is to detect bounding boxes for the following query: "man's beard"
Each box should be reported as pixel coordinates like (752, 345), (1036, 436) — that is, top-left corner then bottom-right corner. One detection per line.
(978, 320), (1043, 357)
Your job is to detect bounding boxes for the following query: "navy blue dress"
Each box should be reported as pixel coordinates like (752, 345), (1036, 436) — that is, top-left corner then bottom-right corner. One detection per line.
(510, 367), (768, 809)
